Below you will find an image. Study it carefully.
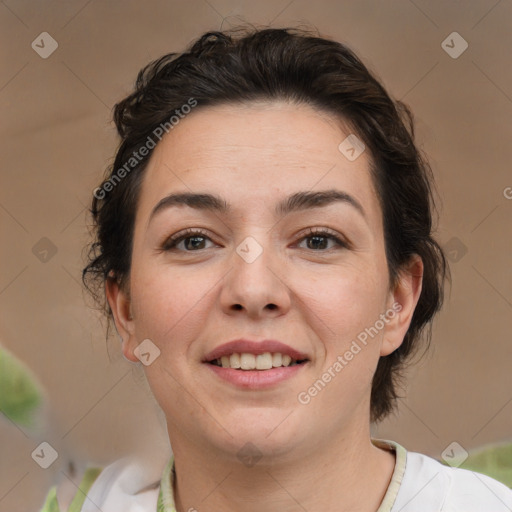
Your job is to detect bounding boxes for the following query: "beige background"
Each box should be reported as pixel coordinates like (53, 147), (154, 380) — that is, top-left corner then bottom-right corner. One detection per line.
(1, 1), (511, 510)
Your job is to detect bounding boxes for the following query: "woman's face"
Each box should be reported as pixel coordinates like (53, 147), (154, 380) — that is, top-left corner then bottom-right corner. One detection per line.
(108, 101), (420, 463)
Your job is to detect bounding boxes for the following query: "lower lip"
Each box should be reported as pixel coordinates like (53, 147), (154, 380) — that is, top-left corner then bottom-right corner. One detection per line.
(204, 363), (307, 389)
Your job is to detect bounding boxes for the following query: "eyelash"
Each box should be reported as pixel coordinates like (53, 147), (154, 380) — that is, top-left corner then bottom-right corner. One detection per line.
(161, 227), (349, 252)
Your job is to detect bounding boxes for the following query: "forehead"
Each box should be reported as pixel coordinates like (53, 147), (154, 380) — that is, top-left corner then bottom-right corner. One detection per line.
(136, 101), (381, 224)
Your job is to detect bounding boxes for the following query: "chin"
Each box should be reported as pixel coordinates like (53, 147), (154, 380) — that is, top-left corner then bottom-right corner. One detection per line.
(221, 413), (304, 451)
(213, 434), (299, 467)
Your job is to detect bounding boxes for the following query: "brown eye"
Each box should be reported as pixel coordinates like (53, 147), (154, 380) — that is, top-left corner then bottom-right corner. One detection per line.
(162, 229), (216, 251)
(297, 229), (348, 251)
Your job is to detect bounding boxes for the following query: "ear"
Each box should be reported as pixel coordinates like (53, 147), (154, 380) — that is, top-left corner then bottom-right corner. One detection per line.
(105, 275), (139, 363)
(380, 255), (424, 356)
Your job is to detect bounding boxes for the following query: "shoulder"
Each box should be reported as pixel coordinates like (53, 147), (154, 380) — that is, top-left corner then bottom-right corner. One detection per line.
(392, 448), (512, 512)
(40, 456), (165, 512)
(83, 456), (161, 511)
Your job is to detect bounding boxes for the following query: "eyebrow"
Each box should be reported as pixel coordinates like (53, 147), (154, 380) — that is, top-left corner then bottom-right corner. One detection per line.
(148, 189), (366, 223)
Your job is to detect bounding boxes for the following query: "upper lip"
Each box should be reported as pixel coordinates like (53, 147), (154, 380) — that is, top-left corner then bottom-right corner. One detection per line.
(203, 339), (309, 363)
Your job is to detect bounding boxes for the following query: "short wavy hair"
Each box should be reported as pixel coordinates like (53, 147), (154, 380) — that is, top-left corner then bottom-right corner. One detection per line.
(83, 26), (448, 424)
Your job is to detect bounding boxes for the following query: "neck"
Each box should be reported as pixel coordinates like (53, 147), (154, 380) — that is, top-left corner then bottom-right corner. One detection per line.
(169, 425), (395, 512)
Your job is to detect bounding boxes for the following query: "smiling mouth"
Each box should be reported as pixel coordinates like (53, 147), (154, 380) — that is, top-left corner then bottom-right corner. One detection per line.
(207, 352), (309, 370)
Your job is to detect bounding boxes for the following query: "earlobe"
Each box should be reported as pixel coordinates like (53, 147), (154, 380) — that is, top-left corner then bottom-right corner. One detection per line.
(105, 276), (139, 363)
(380, 255), (424, 357)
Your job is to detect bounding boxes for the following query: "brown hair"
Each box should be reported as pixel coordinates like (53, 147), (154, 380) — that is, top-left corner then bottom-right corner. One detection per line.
(83, 26), (448, 423)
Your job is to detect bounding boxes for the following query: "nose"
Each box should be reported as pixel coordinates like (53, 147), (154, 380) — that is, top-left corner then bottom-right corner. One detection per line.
(219, 236), (291, 319)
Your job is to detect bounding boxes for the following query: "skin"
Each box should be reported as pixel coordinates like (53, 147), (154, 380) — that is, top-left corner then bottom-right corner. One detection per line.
(107, 100), (423, 512)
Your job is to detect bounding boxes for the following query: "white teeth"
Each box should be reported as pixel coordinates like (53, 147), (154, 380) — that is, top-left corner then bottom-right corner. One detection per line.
(240, 353), (256, 370)
(229, 353), (241, 369)
(255, 353), (273, 370)
(213, 352), (304, 370)
(272, 353), (282, 367)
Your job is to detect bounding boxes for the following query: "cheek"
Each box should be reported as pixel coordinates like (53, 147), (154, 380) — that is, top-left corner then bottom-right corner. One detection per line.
(129, 266), (215, 409)
(295, 262), (389, 343)
(297, 268), (388, 411)
(130, 263), (214, 351)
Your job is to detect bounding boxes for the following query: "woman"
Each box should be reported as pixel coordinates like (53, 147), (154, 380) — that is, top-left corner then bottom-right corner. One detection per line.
(41, 26), (512, 512)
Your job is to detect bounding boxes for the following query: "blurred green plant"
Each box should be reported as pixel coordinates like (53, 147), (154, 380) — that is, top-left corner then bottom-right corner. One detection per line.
(0, 346), (43, 427)
(461, 442), (512, 488)
(440, 442), (512, 488)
